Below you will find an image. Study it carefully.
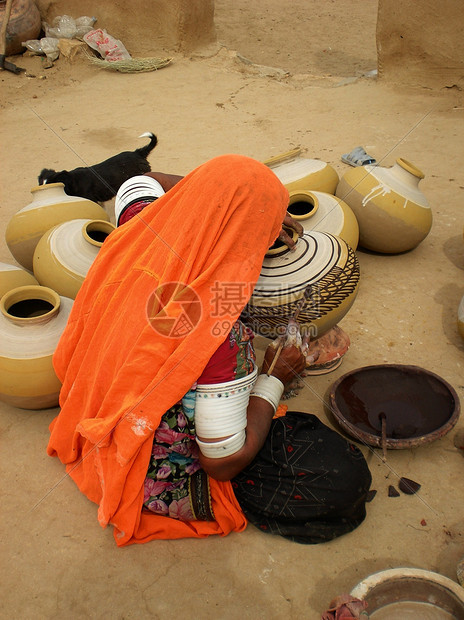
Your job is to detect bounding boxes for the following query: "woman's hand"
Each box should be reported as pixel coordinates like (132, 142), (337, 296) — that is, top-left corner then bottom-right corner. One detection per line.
(277, 213), (304, 250)
(261, 342), (306, 387)
(199, 344), (306, 481)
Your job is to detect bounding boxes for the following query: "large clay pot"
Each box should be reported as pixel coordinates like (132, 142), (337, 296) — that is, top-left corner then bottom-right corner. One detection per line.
(336, 158), (432, 254)
(458, 295), (464, 341)
(0, 0), (41, 56)
(0, 285), (73, 409)
(287, 189), (359, 250)
(5, 183), (110, 271)
(0, 261), (38, 298)
(263, 148), (339, 194)
(33, 219), (116, 299)
(245, 231), (360, 339)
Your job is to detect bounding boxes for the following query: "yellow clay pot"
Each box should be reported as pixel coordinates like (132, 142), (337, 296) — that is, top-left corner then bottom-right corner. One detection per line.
(287, 189), (359, 250)
(263, 148), (339, 194)
(33, 219), (116, 299)
(245, 231), (360, 339)
(0, 285), (73, 410)
(5, 183), (110, 271)
(458, 295), (464, 341)
(336, 158), (432, 254)
(0, 261), (38, 299)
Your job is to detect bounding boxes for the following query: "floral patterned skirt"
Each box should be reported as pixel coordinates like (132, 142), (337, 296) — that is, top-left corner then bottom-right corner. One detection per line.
(143, 401), (214, 521)
(143, 321), (255, 522)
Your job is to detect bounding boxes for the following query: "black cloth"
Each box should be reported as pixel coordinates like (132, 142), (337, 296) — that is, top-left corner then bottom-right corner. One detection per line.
(232, 412), (372, 544)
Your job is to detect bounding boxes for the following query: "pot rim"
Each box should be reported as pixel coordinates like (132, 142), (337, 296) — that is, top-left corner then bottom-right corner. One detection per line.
(350, 567), (464, 607)
(30, 182), (66, 193)
(82, 219), (116, 247)
(287, 189), (319, 220)
(0, 285), (61, 325)
(396, 157), (425, 180)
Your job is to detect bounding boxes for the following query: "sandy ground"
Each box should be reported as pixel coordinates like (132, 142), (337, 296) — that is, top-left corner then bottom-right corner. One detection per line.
(2, 1), (464, 618)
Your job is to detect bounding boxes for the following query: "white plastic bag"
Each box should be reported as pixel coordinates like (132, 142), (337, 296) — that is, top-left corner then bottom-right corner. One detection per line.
(43, 15), (96, 40)
(22, 37), (60, 61)
(74, 17), (97, 40)
(22, 39), (43, 54)
(84, 29), (131, 62)
(41, 37), (60, 61)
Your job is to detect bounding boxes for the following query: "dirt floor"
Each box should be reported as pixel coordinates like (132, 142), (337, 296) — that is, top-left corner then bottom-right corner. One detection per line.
(2, 1), (464, 618)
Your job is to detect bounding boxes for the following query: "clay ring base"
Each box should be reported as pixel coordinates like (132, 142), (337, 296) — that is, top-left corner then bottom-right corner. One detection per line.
(305, 357), (343, 376)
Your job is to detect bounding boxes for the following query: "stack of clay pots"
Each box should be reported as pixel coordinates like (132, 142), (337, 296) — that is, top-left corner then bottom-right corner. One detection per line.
(247, 149), (360, 348)
(1, 182), (115, 410)
(247, 148), (435, 371)
(1, 149), (436, 406)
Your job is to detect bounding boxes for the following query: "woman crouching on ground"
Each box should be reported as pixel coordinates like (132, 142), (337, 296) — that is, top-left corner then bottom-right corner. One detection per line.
(47, 154), (371, 546)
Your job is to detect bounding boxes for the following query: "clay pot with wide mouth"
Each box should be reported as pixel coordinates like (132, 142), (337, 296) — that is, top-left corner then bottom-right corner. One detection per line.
(6, 183), (110, 271)
(33, 219), (116, 299)
(245, 231), (360, 339)
(287, 189), (359, 250)
(0, 285), (73, 409)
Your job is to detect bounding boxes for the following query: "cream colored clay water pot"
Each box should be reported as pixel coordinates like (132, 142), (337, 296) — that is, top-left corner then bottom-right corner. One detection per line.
(458, 295), (464, 341)
(287, 189), (359, 250)
(336, 158), (432, 254)
(0, 285), (73, 409)
(33, 219), (116, 299)
(0, 261), (38, 298)
(245, 231), (360, 339)
(264, 148), (339, 194)
(5, 183), (110, 271)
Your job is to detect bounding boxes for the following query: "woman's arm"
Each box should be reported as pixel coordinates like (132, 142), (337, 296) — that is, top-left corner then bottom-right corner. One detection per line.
(198, 344), (305, 481)
(144, 171), (184, 192)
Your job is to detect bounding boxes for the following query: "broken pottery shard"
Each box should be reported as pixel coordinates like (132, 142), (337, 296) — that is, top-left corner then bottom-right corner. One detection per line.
(388, 485), (400, 497)
(398, 477), (421, 495)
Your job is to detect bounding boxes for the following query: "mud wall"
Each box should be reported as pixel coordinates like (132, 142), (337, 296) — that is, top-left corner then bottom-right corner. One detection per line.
(377, 0), (464, 88)
(35, 0), (216, 55)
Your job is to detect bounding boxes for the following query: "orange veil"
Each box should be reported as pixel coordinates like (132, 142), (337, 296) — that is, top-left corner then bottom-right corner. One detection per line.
(47, 154), (289, 546)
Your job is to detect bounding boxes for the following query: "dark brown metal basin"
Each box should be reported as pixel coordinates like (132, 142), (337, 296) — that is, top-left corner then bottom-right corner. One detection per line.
(329, 364), (460, 449)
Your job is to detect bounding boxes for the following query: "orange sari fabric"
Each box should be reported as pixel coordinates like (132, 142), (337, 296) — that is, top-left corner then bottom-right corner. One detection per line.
(47, 154), (289, 546)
